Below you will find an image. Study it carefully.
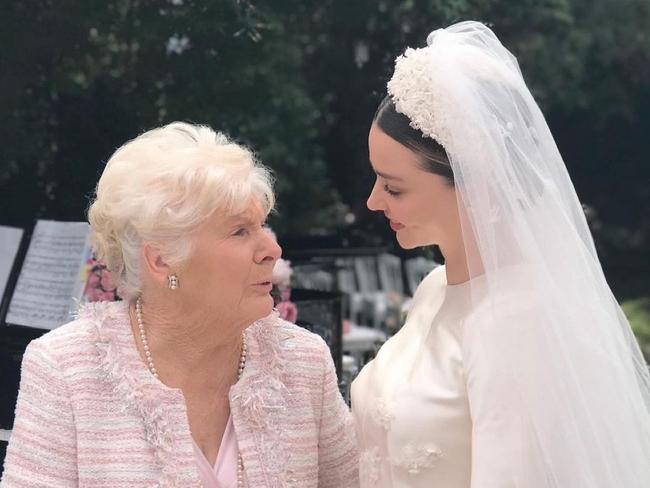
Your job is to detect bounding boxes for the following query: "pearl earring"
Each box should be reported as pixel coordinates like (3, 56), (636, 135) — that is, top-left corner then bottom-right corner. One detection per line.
(167, 274), (179, 290)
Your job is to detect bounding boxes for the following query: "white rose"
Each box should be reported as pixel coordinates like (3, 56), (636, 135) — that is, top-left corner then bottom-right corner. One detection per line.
(272, 258), (293, 288)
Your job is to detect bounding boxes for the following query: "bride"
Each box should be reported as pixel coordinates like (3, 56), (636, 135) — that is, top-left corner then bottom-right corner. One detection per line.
(351, 21), (650, 487)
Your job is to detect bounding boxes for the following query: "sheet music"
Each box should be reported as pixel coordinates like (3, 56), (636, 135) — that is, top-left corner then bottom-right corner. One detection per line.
(0, 225), (24, 301)
(6, 220), (91, 329)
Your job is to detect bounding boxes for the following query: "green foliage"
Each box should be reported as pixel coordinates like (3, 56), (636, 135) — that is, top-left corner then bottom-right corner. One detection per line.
(294, 0), (650, 291)
(622, 298), (650, 362)
(0, 0), (648, 284)
(0, 0), (341, 234)
(294, 0), (579, 209)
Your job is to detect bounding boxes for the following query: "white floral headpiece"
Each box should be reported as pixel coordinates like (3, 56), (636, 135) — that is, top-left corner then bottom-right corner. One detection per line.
(386, 32), (452, 150)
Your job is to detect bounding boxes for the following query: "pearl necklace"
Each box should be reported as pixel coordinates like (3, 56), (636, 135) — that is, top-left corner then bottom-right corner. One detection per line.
(135, 296), (247, 487)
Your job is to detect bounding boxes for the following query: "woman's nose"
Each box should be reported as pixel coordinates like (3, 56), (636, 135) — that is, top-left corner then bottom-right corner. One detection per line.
(258, 230), (282, 263)
(367, 181), (385, 212)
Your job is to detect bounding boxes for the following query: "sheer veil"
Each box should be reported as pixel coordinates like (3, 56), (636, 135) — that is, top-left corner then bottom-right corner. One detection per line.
(388, 21), (650, 486)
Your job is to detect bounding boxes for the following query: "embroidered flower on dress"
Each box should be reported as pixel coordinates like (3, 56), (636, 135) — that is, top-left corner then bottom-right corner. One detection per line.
(390, 442), (443, 475)
(359, 447), (381, 486)
(371, 397), (395, 431)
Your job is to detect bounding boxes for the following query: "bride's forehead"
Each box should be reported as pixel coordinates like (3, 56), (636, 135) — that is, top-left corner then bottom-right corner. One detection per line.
(369, 153), (429, 182)
(370, 130), (422, 167)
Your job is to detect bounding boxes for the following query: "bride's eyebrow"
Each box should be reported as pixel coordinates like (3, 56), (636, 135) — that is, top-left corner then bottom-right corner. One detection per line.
(369, 160), (405, 182)
(376, 169), (405, 182)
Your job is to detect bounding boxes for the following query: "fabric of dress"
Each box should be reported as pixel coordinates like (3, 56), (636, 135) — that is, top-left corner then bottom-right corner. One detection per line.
(353, 265), (472, 487)
(354, 19), (650, 488)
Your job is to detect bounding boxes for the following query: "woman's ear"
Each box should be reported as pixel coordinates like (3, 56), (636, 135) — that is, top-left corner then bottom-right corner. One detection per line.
(141, 243), (172, 288)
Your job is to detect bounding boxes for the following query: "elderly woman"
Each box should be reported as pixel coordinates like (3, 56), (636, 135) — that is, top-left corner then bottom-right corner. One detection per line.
(1, 123), (358, 487)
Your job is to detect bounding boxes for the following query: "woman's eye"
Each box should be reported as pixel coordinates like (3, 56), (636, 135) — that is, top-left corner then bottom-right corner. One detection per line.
(384, 184), (402, 197)
(233, 228), (249, 237)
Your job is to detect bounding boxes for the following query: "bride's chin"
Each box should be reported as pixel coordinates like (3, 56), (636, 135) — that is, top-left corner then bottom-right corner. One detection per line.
(396, 233), (418, 250)
(396, 230), (438, 250)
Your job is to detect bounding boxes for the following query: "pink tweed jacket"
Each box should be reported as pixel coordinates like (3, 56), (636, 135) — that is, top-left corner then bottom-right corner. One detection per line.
(1, 301), (359, 487)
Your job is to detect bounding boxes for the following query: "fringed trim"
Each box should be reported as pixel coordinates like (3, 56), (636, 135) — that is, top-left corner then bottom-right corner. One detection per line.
(233, 311), (291, 487)
(81, 301), (181, 487)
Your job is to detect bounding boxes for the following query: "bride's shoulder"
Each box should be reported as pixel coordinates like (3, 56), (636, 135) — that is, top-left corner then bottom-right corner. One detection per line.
(412, 265), (447, 300)
(463, 282), (541, 335)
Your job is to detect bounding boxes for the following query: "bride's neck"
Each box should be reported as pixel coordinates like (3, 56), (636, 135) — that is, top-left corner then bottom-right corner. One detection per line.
(440, 229), (485, 285)
(441, 246), (470, 285)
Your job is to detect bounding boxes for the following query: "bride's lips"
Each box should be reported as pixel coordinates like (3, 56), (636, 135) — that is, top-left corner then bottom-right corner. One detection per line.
(389, 220), (405, 231)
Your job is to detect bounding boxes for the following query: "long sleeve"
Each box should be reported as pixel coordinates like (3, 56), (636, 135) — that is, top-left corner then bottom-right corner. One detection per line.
(316, 342), (359, 488)
(1, 340), (78, 487)
(464, 315), (526, 488)
(463, 307), (579, 488)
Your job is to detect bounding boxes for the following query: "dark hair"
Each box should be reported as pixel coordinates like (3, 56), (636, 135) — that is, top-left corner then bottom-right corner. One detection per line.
(373, 95), (454, 186)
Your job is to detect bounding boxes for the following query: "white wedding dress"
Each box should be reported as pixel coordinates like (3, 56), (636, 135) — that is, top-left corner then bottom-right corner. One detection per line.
(352, 265), (531, 487)
(353, 20), (650, 487)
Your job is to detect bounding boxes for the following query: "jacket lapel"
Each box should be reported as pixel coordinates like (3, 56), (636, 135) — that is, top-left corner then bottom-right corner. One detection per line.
(230, 313), (293, 487)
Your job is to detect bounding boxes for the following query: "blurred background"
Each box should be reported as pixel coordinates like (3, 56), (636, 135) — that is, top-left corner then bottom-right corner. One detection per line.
(1, 0), (649, 356)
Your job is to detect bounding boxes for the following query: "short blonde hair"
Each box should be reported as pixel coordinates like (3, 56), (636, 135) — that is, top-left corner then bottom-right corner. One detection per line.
(87, 122), (274, 300)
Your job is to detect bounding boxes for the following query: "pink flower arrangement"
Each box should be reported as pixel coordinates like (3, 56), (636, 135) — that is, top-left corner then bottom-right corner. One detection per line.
(82, 256), (120, 302)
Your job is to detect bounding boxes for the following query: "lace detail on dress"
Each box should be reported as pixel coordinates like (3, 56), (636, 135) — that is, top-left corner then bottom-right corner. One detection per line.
(359, 447), (381, 486)
(390, 442), (443, 475)
(371, 397), (395, 431)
